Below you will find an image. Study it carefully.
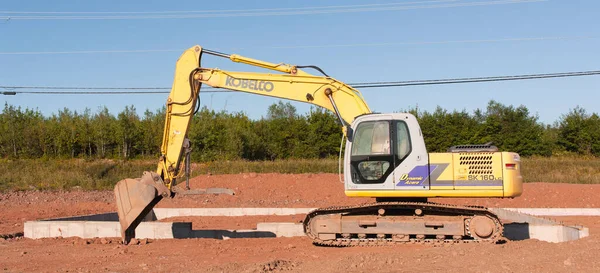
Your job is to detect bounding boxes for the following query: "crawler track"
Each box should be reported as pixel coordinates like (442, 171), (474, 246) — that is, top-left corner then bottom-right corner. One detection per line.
(303, 202), (504, 247)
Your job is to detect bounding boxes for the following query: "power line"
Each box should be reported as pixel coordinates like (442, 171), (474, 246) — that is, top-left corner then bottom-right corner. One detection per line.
(238, 36), (598, 50)
(3, 69), (599, 95)
(1, 91), (174, 95)
(0, 1), (457, 14)
(1, 35), (595, 55)
(353, 70), (600, 87)
(0, 0), (545, 20)
(2, 86), (171, 90)
(0, 90), (234, 94)
(0, 49), (181, 55)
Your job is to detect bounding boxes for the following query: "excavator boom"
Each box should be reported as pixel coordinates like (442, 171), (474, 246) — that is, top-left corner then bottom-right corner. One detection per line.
(114, 45), (372, 243)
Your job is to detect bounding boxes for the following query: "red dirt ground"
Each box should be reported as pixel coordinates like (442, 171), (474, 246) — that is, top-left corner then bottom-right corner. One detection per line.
(1, 173), (599, 272)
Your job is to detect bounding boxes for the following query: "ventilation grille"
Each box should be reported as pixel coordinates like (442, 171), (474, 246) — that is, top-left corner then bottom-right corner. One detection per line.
(459, 154), (494, 175)
(448, 143), (498, 153)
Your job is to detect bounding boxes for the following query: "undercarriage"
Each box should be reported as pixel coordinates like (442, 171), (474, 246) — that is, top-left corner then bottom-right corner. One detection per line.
(303, 201), (504, 246)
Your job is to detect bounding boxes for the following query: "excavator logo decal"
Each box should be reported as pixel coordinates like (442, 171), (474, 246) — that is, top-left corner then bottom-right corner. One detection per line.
(396, 165), (439, 186)
(225, 76), (274, 92)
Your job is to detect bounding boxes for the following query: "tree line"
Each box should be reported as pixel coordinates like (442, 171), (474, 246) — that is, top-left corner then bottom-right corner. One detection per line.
(1, 100), (599, 160)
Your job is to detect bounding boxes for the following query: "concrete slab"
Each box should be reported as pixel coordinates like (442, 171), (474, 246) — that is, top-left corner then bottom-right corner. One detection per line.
(501, 208), (600, 217)
(24, 220), (177, 239)
(489, 208), (558, 225)
(152, 208), (315, 219)
(254, 222), (591, 243)
(23, 207), (593, 243)
(503, 223), (589, 243)
(489, 208), (589, 242)
(150, 208), (600, 219)
(23, 220), (279, 240)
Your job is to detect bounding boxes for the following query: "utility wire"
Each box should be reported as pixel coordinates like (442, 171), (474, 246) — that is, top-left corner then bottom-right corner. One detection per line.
(0, 49), (181, 55)
(0, 0), (545, 20)
(0, 1), (458, 14)
(2, 86), (171, 90)
(1, 91), (176, 94)
(236, 36), (598, 50)
(1, 35), (595, 55)
(352, 70), (600, 87)
(3, 69), (599, 95)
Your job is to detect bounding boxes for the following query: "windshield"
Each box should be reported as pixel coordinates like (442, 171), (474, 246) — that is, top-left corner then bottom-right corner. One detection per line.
(351, 121), (390, 156)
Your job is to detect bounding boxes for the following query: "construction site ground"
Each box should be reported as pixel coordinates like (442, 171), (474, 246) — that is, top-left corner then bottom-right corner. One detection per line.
(1, 173), (599, 272)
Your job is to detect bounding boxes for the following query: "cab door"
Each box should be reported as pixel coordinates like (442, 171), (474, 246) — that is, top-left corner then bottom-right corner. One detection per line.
(345, 115), (396, 191)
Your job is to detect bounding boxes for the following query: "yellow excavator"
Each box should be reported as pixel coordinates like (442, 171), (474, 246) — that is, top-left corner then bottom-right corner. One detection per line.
(114, 45), (523, 246)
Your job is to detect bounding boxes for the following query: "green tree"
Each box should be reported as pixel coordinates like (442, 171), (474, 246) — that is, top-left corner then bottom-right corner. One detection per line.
(306, 107), (342, 158)
(2, 100), (600, 160)
(478, 101), (551, 156)
(140, 108), (164, 157)
(412, 106), (482, 152)
(188, 107), (262, 161)
(49, 108), (81, 158)
(258, 101), (310, 159)
(116, 105), (140, 159)
(557, 106), (600, 156)
(93, 107), (116, 158)
(78, 108), (95, 157)
(1, 104), (24, 157)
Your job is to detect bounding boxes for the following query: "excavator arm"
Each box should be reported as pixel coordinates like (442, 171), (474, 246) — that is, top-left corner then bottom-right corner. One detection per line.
(193, 51), (371, 126)
(114, 45), (371, 243)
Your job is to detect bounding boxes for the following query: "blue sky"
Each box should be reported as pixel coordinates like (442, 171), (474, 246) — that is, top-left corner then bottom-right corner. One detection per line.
(1, 0), (598, 124)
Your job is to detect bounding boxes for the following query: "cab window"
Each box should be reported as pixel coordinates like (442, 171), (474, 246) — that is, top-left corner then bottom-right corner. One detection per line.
(351, 121), (390, 156)
(396, 121), (411, 160)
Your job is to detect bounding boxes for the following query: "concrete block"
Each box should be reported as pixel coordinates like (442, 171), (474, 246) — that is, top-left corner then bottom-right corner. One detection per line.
(152, 207), (317, 218)
(164, 209), (181, 218)
(70, 222), (88, 237)
(489, 208), (589, 243)
(251, 221), (590, 243)
(24, 220), (190, 240)
(504, 223), (589, 243)
(134, 222), (186, 239)
(81, 222), (105, 238)
(23, 222), (33, 238)
(93, 222), (120, 238)
(172, 208), (191, 217)
(84, 222), (100, 238)
(31, 223), (49, 239)
(48, 222), (69, 238)
(279, 208), (295, 215)
(150, 207), (600, 219)
(42, 212), (120, 222)
(22, 207), (593, 242)
(241, 207), (257, 216)
(502, 208), (600, 216)
(230, 208), (245, 216)
(490, 208), (558, 225)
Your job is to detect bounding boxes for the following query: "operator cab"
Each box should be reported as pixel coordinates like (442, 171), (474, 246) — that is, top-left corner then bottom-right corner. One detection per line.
(343, 113), (523, 199)
(344, 113), (429, 192)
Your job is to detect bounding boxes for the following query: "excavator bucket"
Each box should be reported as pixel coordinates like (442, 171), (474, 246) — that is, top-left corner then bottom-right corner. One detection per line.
(114, 171), (170, 244)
